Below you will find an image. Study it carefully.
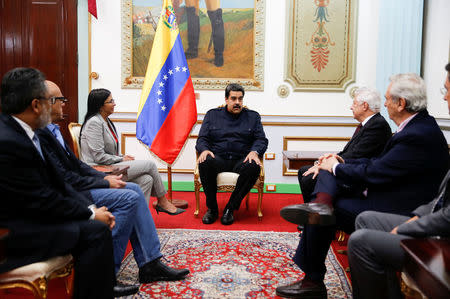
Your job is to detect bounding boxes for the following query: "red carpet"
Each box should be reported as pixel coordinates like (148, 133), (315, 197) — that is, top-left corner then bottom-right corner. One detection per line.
(150, 191), (301, 232)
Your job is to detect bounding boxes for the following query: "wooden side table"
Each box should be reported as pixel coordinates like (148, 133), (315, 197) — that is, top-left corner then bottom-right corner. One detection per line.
(400, 238), (450, 298)
(282, 150), (329, 171)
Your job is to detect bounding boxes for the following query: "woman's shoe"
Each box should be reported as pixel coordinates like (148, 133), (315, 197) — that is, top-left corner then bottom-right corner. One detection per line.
(155, 204), (185, 215)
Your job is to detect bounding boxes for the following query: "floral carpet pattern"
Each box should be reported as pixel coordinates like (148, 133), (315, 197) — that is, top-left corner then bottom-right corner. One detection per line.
(117, 229), (352, 298)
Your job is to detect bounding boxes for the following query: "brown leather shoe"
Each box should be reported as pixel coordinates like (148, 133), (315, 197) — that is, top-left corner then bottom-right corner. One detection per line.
(275, 279), (327, 298)
(280, 203), (335, 226)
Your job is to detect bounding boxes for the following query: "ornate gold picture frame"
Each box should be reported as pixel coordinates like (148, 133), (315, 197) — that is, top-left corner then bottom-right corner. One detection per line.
(121, 0), (265, 90)
(285, 0), (357, 91)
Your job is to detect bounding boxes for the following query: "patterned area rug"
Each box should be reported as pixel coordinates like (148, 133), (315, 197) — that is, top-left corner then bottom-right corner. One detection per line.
(117, 229), (352, 298)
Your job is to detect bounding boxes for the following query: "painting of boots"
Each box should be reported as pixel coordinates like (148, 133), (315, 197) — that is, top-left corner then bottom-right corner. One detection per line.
(122, 0), (265, 91)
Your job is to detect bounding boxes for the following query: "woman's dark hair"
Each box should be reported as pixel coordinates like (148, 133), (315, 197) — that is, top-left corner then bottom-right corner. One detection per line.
(81, 88), (111, 131)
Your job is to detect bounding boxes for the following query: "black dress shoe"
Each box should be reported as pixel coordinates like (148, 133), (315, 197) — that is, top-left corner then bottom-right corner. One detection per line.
(139, 258), (190, 283)
(276, 279), (327, 298)
(221, 208), (234, 225)
(202, 209), (218, 224)
(280, 203), (335, 226)
(113, 283), (140, 297)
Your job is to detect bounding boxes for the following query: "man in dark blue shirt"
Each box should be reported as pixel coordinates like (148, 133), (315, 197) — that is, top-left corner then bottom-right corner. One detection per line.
(196, 83), (268, 225)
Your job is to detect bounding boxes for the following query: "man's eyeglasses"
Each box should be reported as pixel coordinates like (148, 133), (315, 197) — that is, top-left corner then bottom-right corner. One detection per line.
(105, 99), (115, 104)
(441, 88), (448, 96)
(49, 97), (68, 104)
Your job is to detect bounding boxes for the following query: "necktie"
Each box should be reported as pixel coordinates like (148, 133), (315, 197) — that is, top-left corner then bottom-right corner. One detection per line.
(32, 134), (44, 160)
(50, 124), (67, 151)
(352, 123), (362, 137)
(432, 170), (450, 212)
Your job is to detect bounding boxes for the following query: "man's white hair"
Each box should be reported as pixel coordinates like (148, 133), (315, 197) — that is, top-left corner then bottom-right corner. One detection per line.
(388, 73), (427, 112)
(354, 87), (381, 113)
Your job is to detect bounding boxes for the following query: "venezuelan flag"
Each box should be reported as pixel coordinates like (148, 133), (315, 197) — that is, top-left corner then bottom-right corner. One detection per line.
(137, 0), (197, 165)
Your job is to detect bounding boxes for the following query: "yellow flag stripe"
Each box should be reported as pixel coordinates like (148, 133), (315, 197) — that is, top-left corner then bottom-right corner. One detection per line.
(138, 0), (179, 115)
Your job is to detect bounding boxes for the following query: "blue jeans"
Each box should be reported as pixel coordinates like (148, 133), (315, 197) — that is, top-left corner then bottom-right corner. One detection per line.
(90, 182), (162, 273)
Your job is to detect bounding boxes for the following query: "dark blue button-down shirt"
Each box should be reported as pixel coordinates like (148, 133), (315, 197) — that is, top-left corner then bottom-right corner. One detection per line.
(196, 107), (268, 160)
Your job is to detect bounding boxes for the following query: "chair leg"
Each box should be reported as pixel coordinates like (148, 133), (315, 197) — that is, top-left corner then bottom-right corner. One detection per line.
(33, 276), (48, 299)
(194, 186), (200, 217)
(257, 187), (263, 221)
(65, 271), (74, 295)
(337, 230), (346, 242)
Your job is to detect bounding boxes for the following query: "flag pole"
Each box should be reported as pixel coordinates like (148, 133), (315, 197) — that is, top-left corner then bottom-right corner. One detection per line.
(167, 165), (189, 208)
(152, 165), (188, 209)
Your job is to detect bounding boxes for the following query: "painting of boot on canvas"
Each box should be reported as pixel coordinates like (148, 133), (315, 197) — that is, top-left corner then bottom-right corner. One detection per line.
(122, 0), (265, 90)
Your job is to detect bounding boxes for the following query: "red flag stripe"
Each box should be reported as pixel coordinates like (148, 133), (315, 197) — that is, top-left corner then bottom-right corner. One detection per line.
(150, 79), (197, 164)
(88, 0), (97, 19)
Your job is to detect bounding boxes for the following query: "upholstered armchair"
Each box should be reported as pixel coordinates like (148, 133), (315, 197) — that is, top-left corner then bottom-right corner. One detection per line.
(0, 254), (74, 298)
(193, 155), (265, 220)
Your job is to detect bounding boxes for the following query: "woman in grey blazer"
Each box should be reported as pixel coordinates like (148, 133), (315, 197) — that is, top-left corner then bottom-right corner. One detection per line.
(80, 88), (184, 215)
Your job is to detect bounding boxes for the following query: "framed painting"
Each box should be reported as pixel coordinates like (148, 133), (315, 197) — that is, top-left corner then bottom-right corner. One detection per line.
(121, 0), (265, 90)
(285, 0), (357, 91)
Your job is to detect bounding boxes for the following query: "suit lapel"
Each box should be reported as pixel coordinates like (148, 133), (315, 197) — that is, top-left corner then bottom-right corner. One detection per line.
(98, 115), (118, 154)
(342, 128), (361, 153)
(6, 116), (47, 165)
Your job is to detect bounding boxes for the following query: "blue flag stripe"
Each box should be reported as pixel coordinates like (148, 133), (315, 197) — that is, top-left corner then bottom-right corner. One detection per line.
(136, 35), (191, 146)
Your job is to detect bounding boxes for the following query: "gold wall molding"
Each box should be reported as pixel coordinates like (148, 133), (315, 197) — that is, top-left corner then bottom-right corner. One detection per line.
(112, 111), (356, 118)
(120, 133), (198, 174)
(111, 118), (358, 127)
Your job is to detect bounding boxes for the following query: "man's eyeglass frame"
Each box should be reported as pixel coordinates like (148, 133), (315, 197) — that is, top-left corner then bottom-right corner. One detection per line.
(49, 97), (68, 104)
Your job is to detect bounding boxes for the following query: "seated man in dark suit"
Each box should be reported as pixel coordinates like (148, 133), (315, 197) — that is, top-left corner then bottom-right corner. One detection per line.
(299, 87), (391, 203)
(347, 62), (450, 299)
(196, 83), (268, 225)
(0, 67), (116, 299)
(277, 73), (449, 298)
(37, 81), (189, 285)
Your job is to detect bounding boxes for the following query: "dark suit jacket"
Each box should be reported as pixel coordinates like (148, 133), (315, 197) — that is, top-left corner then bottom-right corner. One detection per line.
(37, 127), (109, 200)
(338, 113), (392, 160)
(335, 110), (449, 215)
(0, 114), (94, 272)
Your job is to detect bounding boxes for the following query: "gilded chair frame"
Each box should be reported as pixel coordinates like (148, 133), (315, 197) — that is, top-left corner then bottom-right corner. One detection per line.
(0, 258), (73, 299)
(68, 122), (82, 159)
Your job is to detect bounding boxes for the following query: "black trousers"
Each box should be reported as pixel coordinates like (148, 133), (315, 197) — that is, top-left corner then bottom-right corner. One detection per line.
(294, 170), (370, 282)
(298, 164), (315, 203)
(198, 155), (260, 212)
(1, 220), (116, 299)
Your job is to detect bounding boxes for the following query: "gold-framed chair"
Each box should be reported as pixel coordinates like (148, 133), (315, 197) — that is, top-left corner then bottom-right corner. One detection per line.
(68, 122), (82, 159)
(193, 155), (265, 220)
(0, 255), (74, 299)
